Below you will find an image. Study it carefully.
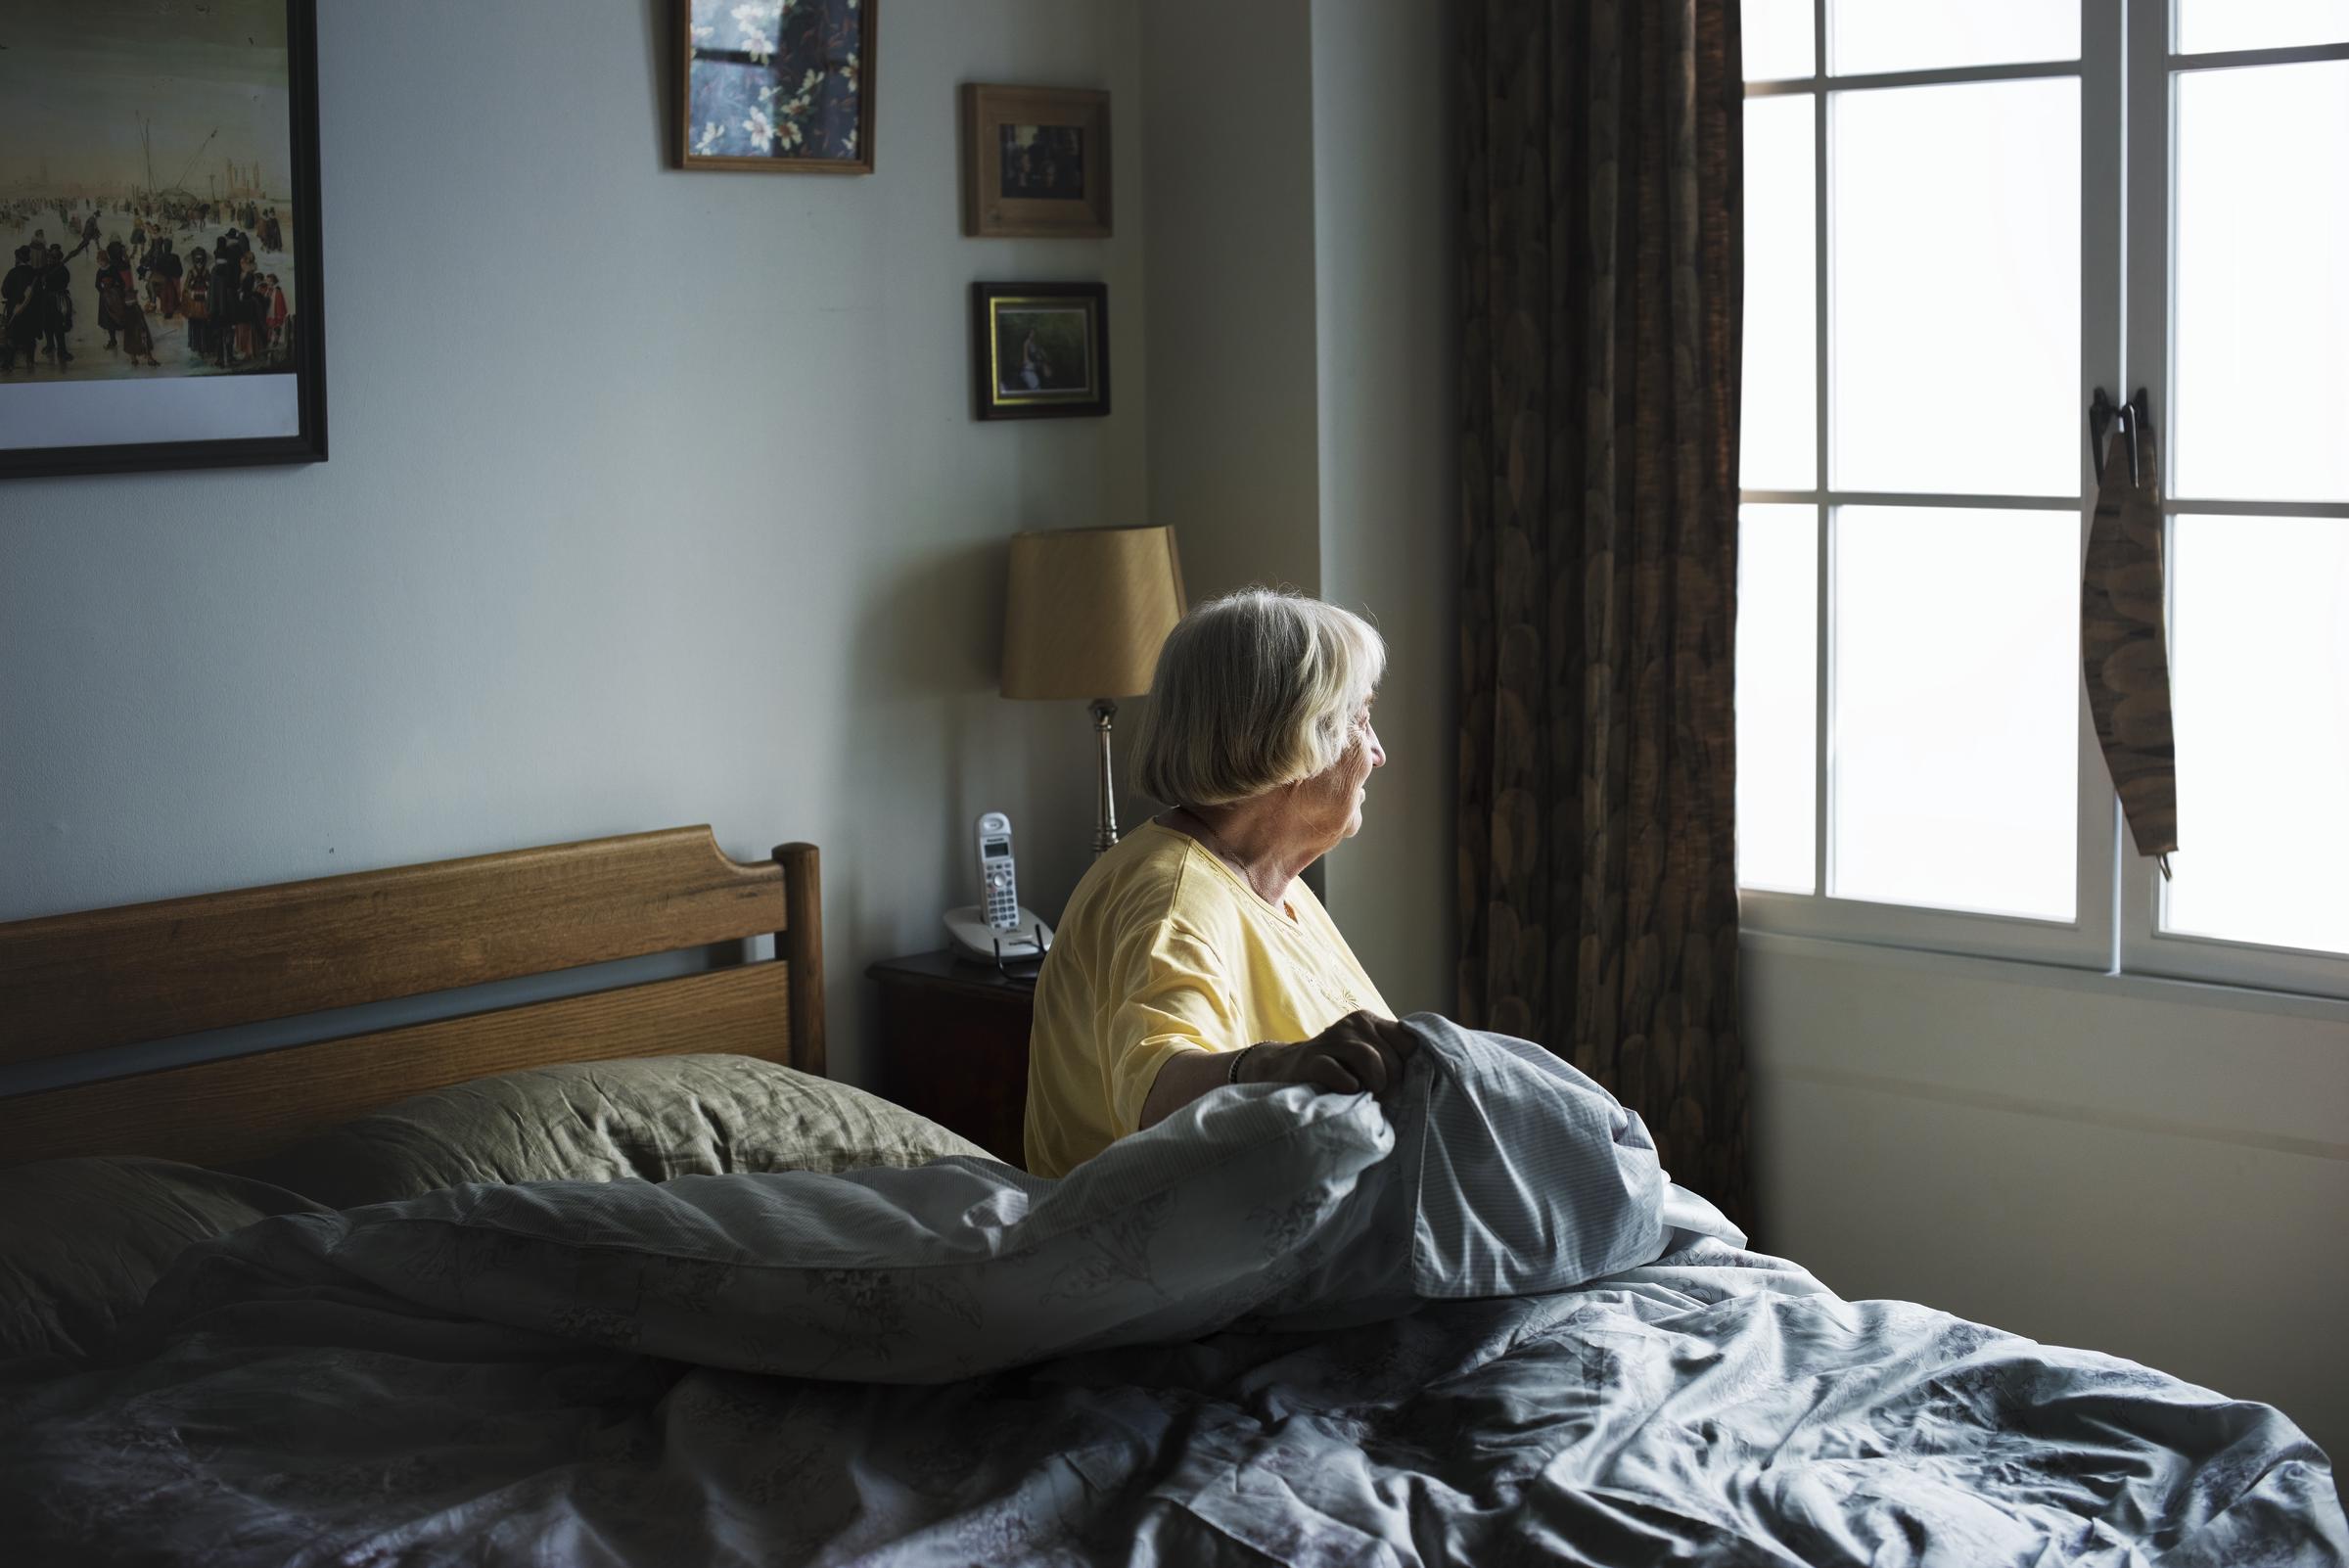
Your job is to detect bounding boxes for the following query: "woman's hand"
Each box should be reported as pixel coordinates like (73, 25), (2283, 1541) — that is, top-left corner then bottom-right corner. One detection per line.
(1236, 1010), (1417, 1096)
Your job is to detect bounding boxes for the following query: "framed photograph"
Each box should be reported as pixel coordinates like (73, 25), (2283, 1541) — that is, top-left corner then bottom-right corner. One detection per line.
(972, 282), (1108, 422)
(0, 0), (327, 481)
(676, 0), (873, 174)
(962, 85), (1110, 239)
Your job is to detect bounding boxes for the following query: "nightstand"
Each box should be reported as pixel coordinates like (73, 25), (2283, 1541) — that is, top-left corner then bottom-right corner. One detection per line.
(866, 950), (1036, 1168)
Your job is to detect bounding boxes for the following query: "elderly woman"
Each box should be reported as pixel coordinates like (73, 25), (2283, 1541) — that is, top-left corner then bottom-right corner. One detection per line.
(1023, 588), (1418, 1177)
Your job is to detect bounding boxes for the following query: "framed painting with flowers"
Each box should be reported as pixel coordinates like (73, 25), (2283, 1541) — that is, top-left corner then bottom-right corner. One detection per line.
(675, 0), (873, 173)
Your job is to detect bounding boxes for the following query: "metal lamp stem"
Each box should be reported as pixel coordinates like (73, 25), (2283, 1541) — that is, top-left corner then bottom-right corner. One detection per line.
(1089, 698), (1120, 855)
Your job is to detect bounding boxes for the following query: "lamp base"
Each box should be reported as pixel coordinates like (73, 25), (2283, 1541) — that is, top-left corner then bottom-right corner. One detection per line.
(1089, 698), (1120, 856)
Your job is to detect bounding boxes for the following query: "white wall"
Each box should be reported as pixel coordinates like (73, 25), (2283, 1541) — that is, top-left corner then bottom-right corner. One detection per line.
(1311, 0), (1458, 1017)
(1140, 0), (1458, 1006)
(1138, 0), (1321, 604)
(1747, 935), (2349, 1457)
(0, 0), (1146, 1088)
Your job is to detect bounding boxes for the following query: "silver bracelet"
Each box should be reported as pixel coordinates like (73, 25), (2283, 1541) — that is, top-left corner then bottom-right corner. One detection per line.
(1226, 1043), (1257, 1085)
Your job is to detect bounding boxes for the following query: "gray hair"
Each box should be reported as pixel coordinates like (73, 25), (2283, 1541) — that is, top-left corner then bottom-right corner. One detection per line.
(1131, 588), (1386, 807)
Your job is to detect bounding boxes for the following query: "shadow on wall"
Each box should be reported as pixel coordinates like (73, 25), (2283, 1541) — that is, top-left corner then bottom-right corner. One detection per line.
(833, 537), (1157, 962)
(836, 536), (1019, 955)
(638, 0), (670, 170)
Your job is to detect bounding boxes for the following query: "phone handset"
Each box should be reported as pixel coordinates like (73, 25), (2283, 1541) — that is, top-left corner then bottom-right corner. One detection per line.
(944, 810), (1054, 966)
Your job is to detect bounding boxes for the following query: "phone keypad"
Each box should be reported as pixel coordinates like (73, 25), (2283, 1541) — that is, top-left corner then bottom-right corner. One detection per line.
(985, 865), (1018, 928)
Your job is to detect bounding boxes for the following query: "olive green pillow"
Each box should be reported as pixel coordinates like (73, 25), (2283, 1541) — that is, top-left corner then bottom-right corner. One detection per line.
(237, 1053), (990, 1211)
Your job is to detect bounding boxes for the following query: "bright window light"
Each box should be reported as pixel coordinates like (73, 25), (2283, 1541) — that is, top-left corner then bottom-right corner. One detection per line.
(1831, 0), (2078, 75)
(1831, 79), (2079, 497)
(1831, 507), (2078, 920)
(1741, 96), (1817, 491)
(2164, 516), (2349, 956)
(1737, 505), (1818, 893)
(2172, 62), (2349, 503)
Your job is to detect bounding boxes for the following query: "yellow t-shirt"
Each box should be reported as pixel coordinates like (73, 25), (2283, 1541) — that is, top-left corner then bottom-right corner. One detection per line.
(1022, 820), (1391, 1177)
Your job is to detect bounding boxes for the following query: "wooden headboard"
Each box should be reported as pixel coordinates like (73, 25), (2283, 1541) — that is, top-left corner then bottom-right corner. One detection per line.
(0, 827), (824, 1171)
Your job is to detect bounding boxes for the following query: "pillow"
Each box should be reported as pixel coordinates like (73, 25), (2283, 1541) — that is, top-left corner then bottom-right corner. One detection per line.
(151, 1082), (1397, 1382)
(0, 1157), (326, 1363)
(237, 1053), (990, 1209)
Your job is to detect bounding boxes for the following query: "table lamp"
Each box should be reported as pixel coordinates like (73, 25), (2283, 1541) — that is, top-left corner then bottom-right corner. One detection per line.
(1000, 525), (1187, 855)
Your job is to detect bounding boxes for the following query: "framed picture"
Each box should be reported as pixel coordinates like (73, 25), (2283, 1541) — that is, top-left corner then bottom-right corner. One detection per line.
(972, 282), (1109, 422)
(962, 85), (1111, 239)
(676, 0), (873, 174)
(0, 0), (327, 481)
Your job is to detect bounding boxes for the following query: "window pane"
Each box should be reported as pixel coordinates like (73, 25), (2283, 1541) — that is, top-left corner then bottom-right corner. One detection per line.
(1737, 505), (1819, 892)
(1831, 0), (2078, 75)
(2177, 0), (2349, 54)
(2172, 63), (2349, 503)
(1743, 0), (1815, 80)
(1831, 507), (2077, 919)
(1831, 80), (2079, 496)
(2163, 516), (2349, 955)
(1741, 97), (1817, 490)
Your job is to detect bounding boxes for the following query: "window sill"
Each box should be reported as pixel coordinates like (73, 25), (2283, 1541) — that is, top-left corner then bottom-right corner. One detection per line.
(1740, 927), (2349, 1028)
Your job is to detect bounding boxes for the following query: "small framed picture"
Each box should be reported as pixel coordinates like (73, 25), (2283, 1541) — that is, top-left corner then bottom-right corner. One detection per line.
(962, 85), (1111, 239)
(675, 0), (873, 173)
(972, 282), (1108, 421)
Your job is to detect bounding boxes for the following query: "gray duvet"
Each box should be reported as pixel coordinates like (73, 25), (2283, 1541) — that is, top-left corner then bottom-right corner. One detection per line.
(0, 1019), (2339, 1566)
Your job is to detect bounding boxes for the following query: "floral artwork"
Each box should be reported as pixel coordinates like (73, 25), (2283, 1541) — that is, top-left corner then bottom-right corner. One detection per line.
(680, 0), (870, 171)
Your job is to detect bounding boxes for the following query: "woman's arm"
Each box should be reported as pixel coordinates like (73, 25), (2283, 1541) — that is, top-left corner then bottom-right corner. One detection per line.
(1136, 1009), (1418, 1129)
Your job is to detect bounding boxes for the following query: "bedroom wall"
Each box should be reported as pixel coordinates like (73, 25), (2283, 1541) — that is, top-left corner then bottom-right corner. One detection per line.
(1309, 0), (1458, 1018)
(1137, 0), (1322, 607)
(1140, 0), (1458, 1016)
(0, 0), (1147, 1087)
(1745, 938), (2349, 1457)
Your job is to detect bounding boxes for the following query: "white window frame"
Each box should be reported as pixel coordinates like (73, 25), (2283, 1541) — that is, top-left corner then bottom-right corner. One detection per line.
(2115, 5), (2349, 998)
(1739, 1), (2120, 971)
(1738, 0), (2349, 1001)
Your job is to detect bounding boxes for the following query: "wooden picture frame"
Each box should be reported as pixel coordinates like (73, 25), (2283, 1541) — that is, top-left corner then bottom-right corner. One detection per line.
(675, 0), (874, 174)
(972, 281), (1109, 421)
(962, 84), (1111, 238)
(0, 0), (328, 481)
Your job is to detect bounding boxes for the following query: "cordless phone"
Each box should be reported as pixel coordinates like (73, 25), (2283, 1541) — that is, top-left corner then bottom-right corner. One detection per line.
(977, 812), (1021, 929)
(944, 810), (1053, 966)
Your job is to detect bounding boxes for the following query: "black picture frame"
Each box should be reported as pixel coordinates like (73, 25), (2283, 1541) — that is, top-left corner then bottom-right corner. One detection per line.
(972, 281), (1109, 422)
(0, 0), (328, 481)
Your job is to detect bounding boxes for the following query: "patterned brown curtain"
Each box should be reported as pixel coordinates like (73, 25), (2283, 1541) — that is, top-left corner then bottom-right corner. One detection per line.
(1455, 0), (1753, 1231)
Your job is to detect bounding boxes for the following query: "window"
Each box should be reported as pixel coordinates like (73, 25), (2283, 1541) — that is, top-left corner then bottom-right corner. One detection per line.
(1736, 1), (2349, 997)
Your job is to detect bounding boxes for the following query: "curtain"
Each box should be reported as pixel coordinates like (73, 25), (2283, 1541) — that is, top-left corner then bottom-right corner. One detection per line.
(1456, 0), (1753, 1231)
(2084, 396), (2180, 866)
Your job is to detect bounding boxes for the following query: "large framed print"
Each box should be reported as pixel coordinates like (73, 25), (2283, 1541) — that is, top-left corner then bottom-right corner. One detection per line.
(0, 0), (327, 481)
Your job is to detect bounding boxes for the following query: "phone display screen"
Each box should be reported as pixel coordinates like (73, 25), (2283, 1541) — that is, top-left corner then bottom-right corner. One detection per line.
(982, 838), (1010, 857)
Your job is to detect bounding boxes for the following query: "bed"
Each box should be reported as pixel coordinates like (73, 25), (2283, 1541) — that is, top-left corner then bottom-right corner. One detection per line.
(0, 826), (2340, 1567)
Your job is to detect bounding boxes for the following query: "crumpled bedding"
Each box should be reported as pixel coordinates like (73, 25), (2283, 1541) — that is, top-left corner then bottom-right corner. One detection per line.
(0, 1019), (2338, 1566)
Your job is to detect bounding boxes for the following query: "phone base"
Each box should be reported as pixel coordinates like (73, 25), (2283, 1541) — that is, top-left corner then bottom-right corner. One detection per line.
(943, 904), (1053, 968)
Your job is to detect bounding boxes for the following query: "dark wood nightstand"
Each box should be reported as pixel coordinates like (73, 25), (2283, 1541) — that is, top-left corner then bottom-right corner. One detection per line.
(866, 949), (1037, 1168)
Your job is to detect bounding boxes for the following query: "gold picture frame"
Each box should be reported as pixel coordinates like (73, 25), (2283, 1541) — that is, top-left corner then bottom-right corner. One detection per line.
(972, 282), (1109, 421)
(674, 0), (874, 174)
(961, 84), (1111, 238)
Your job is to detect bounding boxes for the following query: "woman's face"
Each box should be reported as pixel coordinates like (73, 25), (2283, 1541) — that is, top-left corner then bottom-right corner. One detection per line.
(1291, 700), (1386, 848)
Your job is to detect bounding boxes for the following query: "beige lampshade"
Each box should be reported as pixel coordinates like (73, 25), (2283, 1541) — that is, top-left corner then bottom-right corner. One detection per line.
(1001, 526), (1187, 700)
